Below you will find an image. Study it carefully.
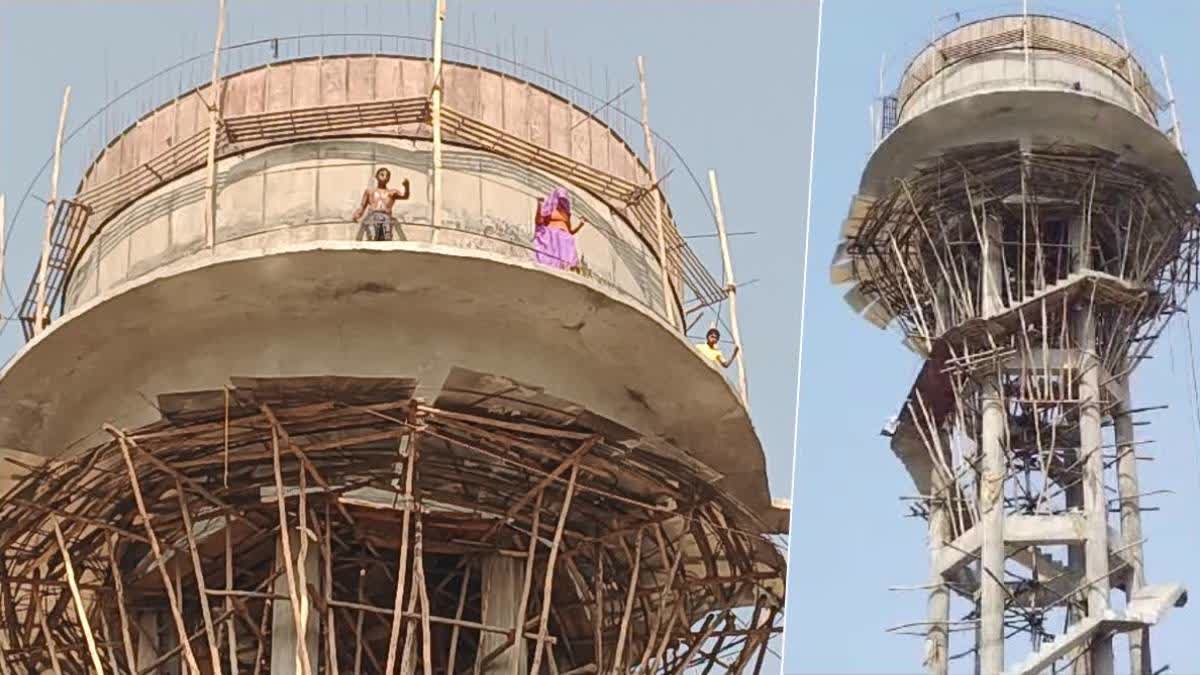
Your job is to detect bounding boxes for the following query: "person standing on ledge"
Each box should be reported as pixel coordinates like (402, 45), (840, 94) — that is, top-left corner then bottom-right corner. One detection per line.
(352, 167), (411, 241)
(696, 327), (739, 368)
(533, 186), (586, 271)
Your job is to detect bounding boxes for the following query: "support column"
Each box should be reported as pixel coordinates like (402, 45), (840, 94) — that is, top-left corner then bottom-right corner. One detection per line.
(135, 612), (161, 674)
(1074, 216), (1114, 675)
(1115, 376), (1151, 675)
(978, 214), (1007, 674)
(271, 532), (319, 675)
(925, 440), (951, 675)
(478, 555), (527, 675)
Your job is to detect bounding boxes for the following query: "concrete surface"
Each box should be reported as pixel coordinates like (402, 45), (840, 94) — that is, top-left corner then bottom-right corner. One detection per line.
(0, 241), (782, 530)
(66, 137), (666, 322)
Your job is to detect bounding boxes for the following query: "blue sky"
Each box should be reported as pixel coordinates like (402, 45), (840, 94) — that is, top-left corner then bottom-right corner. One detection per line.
(787, 1), (1200, 673)
(0, 0), (820, 670)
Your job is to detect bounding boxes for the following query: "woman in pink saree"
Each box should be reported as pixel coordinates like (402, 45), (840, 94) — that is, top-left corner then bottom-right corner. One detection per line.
(533, 187), (587, 271)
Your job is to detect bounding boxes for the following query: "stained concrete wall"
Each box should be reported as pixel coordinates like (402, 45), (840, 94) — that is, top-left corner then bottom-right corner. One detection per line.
(65, 137), (666, 320)
(79, 56), (646, 197)
(896, 15), (1155, 126)
(900, 50), (1142, 124)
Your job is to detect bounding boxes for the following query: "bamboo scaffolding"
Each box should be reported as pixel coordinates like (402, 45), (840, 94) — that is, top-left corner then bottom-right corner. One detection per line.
(0, 380), (782, 673)
(843, 140), (1200, 670)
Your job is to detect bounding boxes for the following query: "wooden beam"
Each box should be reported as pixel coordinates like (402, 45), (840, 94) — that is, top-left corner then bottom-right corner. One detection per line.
(708, 169), (748, 405)
(445, 567), (470, 675)
(267, 418), (313, 675)
(529, 464), (580, 675)
(636, 57), (675, 327)
(35, 86), (70, 334)
(50, 518), (103, 675)
(175, 478), (225, 675)
(203, 0), (228, 250)
(611, 528), (644, 670)
(384, 432), (418, 675)
(107, 536), (139, 675)
(107, 426), (203, 675)
(429, 0), (447, 242)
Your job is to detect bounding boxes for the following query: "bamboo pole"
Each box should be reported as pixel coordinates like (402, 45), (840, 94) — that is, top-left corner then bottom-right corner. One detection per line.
(593, 547), (603, 672)
(509, 489), (544, 675)
(398, 550), (422, 675)
(109, 427), (203, 675)
(636, 56), (675, 327)
(384, 432), (418, 675)
(97, 603), (122, 675)
(33, 575), (62, 675)
(324, 507), (340, 675)
(107, 536), (139, 675)
(707, 170), (748, 405)
(268, 421), (313, 675)
(224, 389), (238, 675)
(415, 518), (433, 675)
(429, 0), (447, 242)
(0, 194), (6, 322)
(204, 0), (228, 250)
(481, 436), (597, 544)
(34, 86), (70, 335)
(295, 467), (312, 675)
(1021, 0), (1030, 84)
(175, 478), (225, 675)
(50, 518), (104, 675)
(446, 567), (471, 675)
(528, 464), (580, 675)
(1160, 55), (1183, 153)
(252, 594), (271, 675)
(354, 570), (366, 675)
(611, 528), (644, 670)
(1115, 2), (1144, 120)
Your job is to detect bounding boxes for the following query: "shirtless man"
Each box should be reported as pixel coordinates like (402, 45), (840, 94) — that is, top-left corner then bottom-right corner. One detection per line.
(352, 167), (411, 241)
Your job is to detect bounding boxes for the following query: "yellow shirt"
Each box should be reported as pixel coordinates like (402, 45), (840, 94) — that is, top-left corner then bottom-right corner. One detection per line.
(695, 343), (724, 364)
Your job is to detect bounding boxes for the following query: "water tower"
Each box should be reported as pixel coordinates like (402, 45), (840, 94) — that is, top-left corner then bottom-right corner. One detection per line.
(832, 13), (1195, 675)
(0, 10), (786, 674)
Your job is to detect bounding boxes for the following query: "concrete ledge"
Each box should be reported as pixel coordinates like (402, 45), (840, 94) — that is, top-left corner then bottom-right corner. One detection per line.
(0, 240), (786, 532)
(863, 88), (1196, 203)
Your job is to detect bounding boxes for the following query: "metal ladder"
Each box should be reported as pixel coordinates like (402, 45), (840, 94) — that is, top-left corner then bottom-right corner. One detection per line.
(18, 198), (92, 339)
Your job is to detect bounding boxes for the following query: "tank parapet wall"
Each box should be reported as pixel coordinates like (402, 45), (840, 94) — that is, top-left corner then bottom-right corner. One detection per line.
(896, 14), (1159, 126)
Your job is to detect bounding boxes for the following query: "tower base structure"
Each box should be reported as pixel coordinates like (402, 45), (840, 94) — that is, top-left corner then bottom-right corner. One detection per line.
(840, 142), (1195, 673)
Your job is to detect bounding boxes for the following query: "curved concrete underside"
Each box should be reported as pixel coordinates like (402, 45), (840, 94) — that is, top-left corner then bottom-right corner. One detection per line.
(0, 242), (785, 532)
(863, 88), (1197, 202)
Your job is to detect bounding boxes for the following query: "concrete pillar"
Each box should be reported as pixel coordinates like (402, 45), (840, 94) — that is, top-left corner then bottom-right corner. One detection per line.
(1077, 299), (1113, 674)
(271, 531), (319, 675)
(135, 611), (162, 674)
(925, 440), (951, 675)
(1073, 216), (1113, 675)
(978, 214), (1007, 674)
(1115, 376), (1152, 675)
(478, 555), (528, 675)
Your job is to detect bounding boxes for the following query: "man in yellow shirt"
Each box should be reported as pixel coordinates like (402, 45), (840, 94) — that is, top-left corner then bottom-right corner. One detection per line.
(696, 328), (739, 368)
